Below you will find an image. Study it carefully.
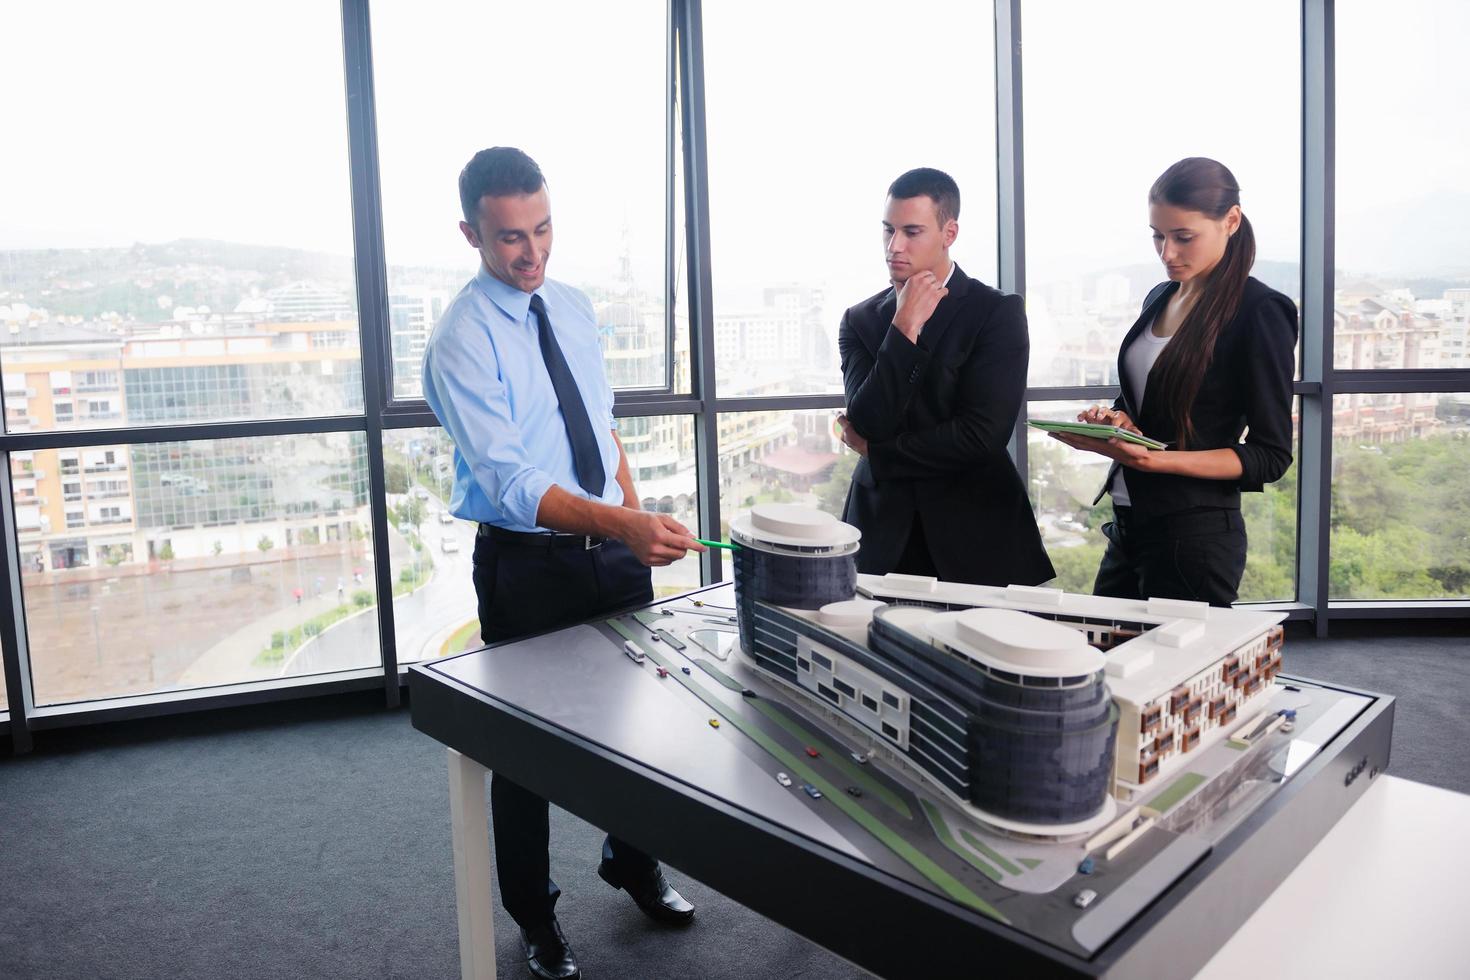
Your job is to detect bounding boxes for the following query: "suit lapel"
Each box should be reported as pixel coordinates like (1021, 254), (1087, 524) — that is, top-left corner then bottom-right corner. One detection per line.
(913, 263), (971, 353)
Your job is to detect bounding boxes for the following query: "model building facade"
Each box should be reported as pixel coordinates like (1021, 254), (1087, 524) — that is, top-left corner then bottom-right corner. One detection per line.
(860, 577), (1286, 792)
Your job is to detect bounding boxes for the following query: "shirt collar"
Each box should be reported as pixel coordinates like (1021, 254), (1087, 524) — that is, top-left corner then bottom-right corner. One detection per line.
(474, 264), (543, 324)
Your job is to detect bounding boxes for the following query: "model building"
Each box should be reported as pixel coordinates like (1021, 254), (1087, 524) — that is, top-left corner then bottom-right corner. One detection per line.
(731, 504), (1288, 827)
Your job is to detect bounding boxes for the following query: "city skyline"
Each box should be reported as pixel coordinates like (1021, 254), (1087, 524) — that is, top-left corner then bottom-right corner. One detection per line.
(3, 0), (1467, 717)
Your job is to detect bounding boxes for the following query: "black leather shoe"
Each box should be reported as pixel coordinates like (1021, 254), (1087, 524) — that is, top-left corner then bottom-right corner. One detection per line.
(522, 918), (580, 980)
(597, 860), (696, 925)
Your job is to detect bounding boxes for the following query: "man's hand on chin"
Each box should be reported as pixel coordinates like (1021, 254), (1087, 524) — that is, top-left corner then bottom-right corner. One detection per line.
(891, 269), (948, 343)
(837, 413), (869, 457)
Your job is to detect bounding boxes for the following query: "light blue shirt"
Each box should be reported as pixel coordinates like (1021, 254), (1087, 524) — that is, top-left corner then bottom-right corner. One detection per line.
(422, 265), (622, 532)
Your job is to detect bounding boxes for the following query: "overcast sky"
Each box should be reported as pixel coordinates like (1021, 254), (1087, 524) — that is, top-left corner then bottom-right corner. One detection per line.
(1, 0), (1465, 299)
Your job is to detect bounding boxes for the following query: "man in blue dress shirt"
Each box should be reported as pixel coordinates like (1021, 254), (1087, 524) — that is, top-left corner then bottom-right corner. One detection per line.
(423, 147), (704, 980)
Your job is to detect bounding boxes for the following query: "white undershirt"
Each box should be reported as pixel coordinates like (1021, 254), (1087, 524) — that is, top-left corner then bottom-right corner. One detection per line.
(1109, 316), (1171, 506)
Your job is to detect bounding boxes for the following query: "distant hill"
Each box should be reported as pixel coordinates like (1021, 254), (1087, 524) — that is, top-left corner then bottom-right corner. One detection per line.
(0, 239), (357, 322)
(1100, 257), (1469, 305)
(1101, 259), (1301, 300)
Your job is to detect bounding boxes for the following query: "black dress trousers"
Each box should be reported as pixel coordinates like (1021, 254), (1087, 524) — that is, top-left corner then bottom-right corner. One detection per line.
(472, 531), (658, 930)
(1092, 505), (1248, 608)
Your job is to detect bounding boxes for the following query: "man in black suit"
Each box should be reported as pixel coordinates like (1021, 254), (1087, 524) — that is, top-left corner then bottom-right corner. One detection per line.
(836, 168), (1053, 587)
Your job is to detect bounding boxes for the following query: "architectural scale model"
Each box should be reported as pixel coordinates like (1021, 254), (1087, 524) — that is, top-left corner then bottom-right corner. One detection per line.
(730, 504), (1288, 834)
(417, 500), (1393, 975)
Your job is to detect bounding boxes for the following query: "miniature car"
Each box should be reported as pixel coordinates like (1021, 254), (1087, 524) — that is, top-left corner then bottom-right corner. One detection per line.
(850, 751), (868, 764)
(1077, 856), (1096, 875)
(655, 666), (669, 678)
(622, 640), (645, 664)
(650, 633), (661, 642)
(681, 666), (691, 675)
(845, 786), (863, 798)
(1073, 888), (1097, 909)
(708, 718), (720, 729)
(775, 772), (792, 787)
(802, 784), (823, 799)
(805, 746), (820, 758)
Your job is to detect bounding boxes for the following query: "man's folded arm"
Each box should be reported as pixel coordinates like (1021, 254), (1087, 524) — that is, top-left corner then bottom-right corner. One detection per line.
(839, 308), (930, 441)
(866, 296), (1029, 482)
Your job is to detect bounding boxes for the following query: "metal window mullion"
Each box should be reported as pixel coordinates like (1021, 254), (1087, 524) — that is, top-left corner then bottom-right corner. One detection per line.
(1298, 0), (1334, 636)
(0, 415), (369, 454)
(341, 0), (399, 705)
(1022, 379), (1320, 405)
(379, 406), (446, 431)
(0, 452), (35, 752)
(666, 0), (678, 395)
(708, 394), (845, 415)
(1330, 370), (1470, 394)
(995, 0), (1029, 481)
(1023, 385), (1120, 403)
(676, 0), (721, 584)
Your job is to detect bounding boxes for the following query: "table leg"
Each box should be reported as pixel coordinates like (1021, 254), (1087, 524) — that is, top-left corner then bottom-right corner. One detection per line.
(448, 748), (496, 980)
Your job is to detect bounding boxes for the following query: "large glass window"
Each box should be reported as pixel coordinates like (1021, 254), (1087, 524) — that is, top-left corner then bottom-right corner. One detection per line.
(1330, 393), (1470, 599)
(1026, 401), (1115, 593)
(370, 1), (672, 399)
(382, 428), (471, 664)
(1336, 1), (1470, 371)
(1239, 405), (1300, 605)
(15, 432), (377, 706)
(703, 0), (998, 398)
(1021, 0), (1300, 388)
(0, 2), (363, 431)
(716, 408), (856, 576)
(394, 417), (702, 663)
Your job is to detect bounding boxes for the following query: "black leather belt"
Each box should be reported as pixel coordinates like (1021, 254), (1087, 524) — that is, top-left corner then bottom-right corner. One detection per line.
(478, 524), (605, 550)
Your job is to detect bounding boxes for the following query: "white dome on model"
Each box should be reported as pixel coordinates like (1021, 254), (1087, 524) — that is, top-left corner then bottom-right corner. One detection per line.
(729, 503), (861, 554)
(817, 598), (885, 628)
(926, 608), (1105, 679)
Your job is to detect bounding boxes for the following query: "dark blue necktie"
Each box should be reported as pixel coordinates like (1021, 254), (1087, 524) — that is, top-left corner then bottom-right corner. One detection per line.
(529, 293), (606, 498)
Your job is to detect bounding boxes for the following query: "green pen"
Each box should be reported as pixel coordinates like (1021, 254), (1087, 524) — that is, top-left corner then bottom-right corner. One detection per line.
(694, 537), (740, 551)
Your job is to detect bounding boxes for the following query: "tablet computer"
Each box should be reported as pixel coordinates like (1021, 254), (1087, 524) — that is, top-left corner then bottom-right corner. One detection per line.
(1026, 419), (1168, 450)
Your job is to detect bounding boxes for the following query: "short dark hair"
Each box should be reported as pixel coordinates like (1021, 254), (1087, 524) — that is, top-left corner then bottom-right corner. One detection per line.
(887, 167), (961, 227)
(459, 147), (545, 225)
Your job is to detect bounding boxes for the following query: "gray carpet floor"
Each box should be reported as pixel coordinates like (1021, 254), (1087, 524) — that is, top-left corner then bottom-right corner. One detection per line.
(0, 625), (1465, 980)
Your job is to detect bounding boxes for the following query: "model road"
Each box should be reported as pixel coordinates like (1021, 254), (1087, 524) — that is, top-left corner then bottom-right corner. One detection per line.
(607, 612), (1030, 926)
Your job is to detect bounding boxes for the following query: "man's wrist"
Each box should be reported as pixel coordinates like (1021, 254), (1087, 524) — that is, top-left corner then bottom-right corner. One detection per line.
(593, 502), (632, 540)
(891, 319), (921, 342)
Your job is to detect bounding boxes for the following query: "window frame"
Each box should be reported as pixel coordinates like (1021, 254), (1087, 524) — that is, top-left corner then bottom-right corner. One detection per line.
(4, 0), (1470, 755)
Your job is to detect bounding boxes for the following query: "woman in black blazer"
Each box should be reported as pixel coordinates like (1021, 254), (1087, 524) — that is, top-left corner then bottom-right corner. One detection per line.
(1050, 157), (1297, 607)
